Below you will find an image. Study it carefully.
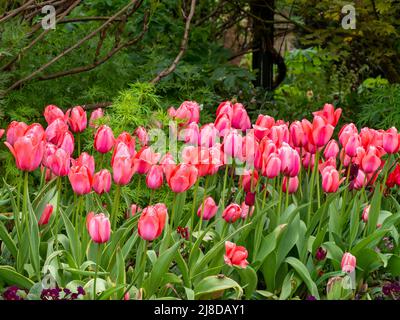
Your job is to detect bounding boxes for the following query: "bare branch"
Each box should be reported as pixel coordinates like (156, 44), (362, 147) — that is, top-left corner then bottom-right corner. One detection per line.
(151, 0), (196, 84)
(0, 0), (35, 24)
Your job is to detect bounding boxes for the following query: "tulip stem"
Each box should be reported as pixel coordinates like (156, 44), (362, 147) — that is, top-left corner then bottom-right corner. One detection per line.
(149, 189), (155, 205)
(112, 185), (121, 230)
(190, 178), (200, 238)
(285, 178), (289, 210)
(261, 179), (268, 210)
(170, 193), (177, 229)
(93, 244), (101, 300)
(77, 133), (81, 155)
(54, 177), (62, 253)
(307, 151), (320, 226)
(221, 165), (229, 208)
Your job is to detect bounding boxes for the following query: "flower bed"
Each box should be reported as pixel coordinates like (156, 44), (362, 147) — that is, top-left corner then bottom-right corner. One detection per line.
(0, 101), (399, 300)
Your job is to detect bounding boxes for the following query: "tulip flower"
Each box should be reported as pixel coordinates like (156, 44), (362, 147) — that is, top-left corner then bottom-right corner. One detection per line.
(160, 152), (176, 179)
(72, 152), (95, 176)
(68, 165), (92, 195)
(214, 113), (231, 137)
(241, 132), (258, 164)
(383, 127), (399, 154)
(89, 108), (104, 128)
(386, 164), (400, 188)
(324, 140), (339, 159)
(312, 103), (342, 126)
(302, 151), (315, 170)
(349, 169), (366, 190)
(362, 205), (370, 223)
(133, 147), (161, 175)
(344, 134), (361, 157)
(92, 169), (111, 194)
(25, 123), (46, 142)
(341, 252), (356, 273)
(289, 121), (305, 148)
(94, 125), (115, 153)
(45, 118), (69, 145)
(315, 247), (327, 261)
(112, 143), (135, 185)
(197, 196), (218, 220)
(231, 103), (251, 131)
(170, 101), (200, 125)
(253, 114), (275, 141)
(114, 132), (136, 158)
(321, 166), (341, 193)
(278, 143), (300, 177)
(38, 204), (54, 226)
(245, 191), (255, 206)
(138, 204), (167, 241)
(255, 138), (277, 170)
(166, 163), (198, 193)
(6, 121), (28, 145)
(0, 129), (4, 139)
(222, 203), (242, 223)
(5, 135), (44, 172)
(262, 153), (281, 178)
(223, 129), (242, 159)
(127, 204), (141, 219)
(216, 101), (233, 119)
(240, 169), (259, 192)
(44, 105), (65, 125)
(282, 176), (299, 194)
(240, 202), (254, 220)
(199, 123), (219, 147)
(146, 165), (164, 189)
(66, 106), (87, 133)
(302, 116), (334, 148)
(224, 241), (249, 268)
(361, 146), (381, 173)
(47, 148), (70, 177)
(180, 122), (199, 145)
(87, 213), (111, 243)
(57, 131), (74, 155)
(134, 126), (149, 147)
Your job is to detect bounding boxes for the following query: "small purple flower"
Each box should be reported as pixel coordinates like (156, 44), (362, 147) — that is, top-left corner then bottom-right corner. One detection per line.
(382, 284), (392, 296)
(315, 247), (327, 261)
(2, 286), (24, 300)
(306, 295), (317, 300)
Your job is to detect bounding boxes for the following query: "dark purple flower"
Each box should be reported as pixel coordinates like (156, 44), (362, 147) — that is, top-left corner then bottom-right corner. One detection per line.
(2, 286), (24, 300)
(306, 295), (317, 300)
(315, 247), (327, 261)
(382, 284), (392, 296)
(245, 192), (256, 206)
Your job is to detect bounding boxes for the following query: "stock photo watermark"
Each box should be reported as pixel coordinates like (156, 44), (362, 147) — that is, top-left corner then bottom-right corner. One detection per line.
(41, 5), (56, 30)
(341, 4), (356, 30)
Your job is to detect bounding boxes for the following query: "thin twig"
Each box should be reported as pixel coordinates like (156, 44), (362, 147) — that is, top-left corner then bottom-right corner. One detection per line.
(0, 0), (35, 24)
(151, 0), (196, 84)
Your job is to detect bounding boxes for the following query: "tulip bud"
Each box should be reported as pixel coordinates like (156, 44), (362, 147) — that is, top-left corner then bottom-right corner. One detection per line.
(68, 165), (92, 195)
(89, 108), (104, 128)
(138, 204), (167, 241)
(92, 169), (111, 194)
(38, 204), (54, 226)
(282, 176), (299, 194)
(324, 140), (339, 159)
(362, 205), (370, 223)
(341, 252), (356, 273)
(245, 192), (255, 206)
(66, 106), (87, 133)
(87, 213), (111, 243)
(197, 196), (218, 220)
(134, 126), (149, 147)
(321, 166), (341, 193)
(146, 165), (164, 189)
(224, 241), (249, 268)
(94, 125), (115, 154)
(315, 247), (327, 261)
(222, 203), (242, 223)
(383, 127), (399, 154)
(262, 153), (281, 178)
(44, 105), (65, 125)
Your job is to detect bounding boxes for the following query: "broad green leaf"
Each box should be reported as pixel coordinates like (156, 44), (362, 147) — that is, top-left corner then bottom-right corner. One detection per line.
(285, 257), (320, 299)
(0, 266), (34, 289)
(238, 266), (257, 299)
(194, 275), (243, 300)
(0, 220), (17, 258)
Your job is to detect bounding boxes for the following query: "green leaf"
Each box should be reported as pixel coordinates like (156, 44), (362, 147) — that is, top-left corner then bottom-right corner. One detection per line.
(366, 183), (382, 235)
(285, 257), (320, 299)
(0, 220), (18, 258)
(0, 266), (34, 289)
(238, 266), (257, 299)
(194, 275), (243, 300)
(352, 228), (389, 255)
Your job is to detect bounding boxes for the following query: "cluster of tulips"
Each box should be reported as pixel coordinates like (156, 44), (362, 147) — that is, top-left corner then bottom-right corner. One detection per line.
(1, 98), (400, 300)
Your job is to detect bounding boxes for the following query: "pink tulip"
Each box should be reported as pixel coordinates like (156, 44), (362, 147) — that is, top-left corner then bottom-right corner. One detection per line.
(282, 176), (299, 194)
(383, 127), (399, 154)
(66, 106), (87, 133)
(68, 165), (92, 195)
(127, 204), (141, 219)
(214, 113), (231, 137)
(89, 108), (104, 128)
(134, 126), (149, 147)
(47, 148), (70, 176)
(245, 191), (255, 206)
(344, 134), (361, 157)
(253, 114), (275, 141)
(312, 103), (342, 126)
(209, 143), (224, 175)
(72, 152), (95, 176)
(5, 135), (44, 172)
(240, 169), (259, 192)
(172, 101), (200, 125)
(341, 252), (356, 273)
(240, 202), (254, 220)
(269, 124), (289, 147)
(255, 138), (276, 170)
(302, 116), (334, 148)
(87, 213), (111, 243)
(57, 131), (74, 155)
(302, 151), (315, 170)
(241, 131), (258, 164)
(321, 166), (340, 193)
(197, 196), (218, 220)
(324, 140), (339, 159)
(362, 205), (370, 223)
(0, 129), (4, 139)
(133, 147), (161, 175)
(339, 123), (358, 147)
(146, 165), (164, 189)
(231, 103), (251, 131)
(166, 163), (198, 193)
(160, 152), (176, 179)
(180, 122), (199, 145)
(45, 118), (69, 145)
(222, 203), (242, 223)
(262, 153), (281, 178)
(216, 101), (233, 119)
(361, 146), (381, 173)
(92, 169), (111, 194)
(199, 123), (219, 148)
(112, 143), (135, 185)
(350, 169), (366, 190)
(44, 105), (65, 125)
(138, 204), (167, 241)
(94, 125), (115, 154)
(278, 143), (300, 177)
(38, 204), (54, 226)
(224, 241), (248, 268)
(114, 132), (136, 158)
(223, 129), (242, 159)
(289, 121), (305, 148)
(6, 121), (28, 146)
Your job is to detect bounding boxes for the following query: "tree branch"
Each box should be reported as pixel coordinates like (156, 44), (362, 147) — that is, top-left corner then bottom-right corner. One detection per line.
(0, 0), (36, 24)
(151, 0), (196, 84)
